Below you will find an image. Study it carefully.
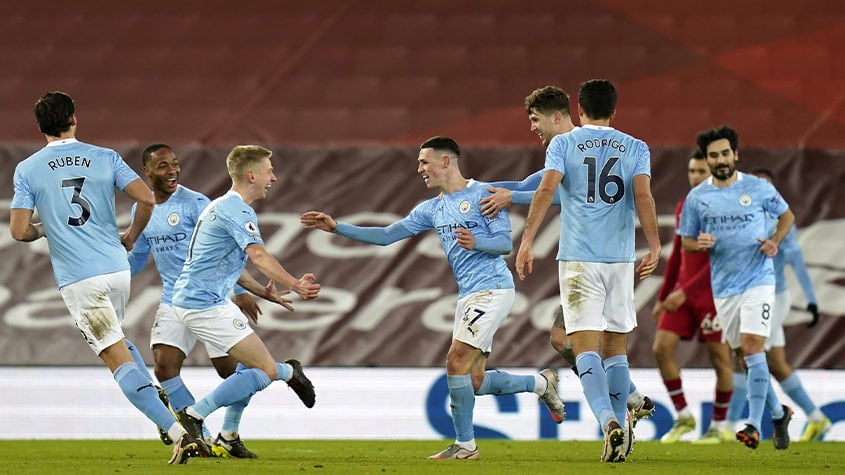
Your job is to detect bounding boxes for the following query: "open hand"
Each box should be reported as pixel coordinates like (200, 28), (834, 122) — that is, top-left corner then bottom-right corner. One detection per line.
(479, 186), (513, 218)
(293, 273), (321, 300)
(262, 280), (295, 311)
(301, 211), (337, 232)
(233, 292), (261, 324)
(636, 249), (660, 280)
(515, 243), (534, 281)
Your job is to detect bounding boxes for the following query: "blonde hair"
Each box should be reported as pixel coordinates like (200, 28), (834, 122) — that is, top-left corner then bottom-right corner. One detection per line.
(226, 145), (272, 182)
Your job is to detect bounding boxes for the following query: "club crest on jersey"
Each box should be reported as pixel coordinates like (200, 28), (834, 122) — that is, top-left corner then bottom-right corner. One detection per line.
(459, 200), (471, 213)
(233, 318), (246, 330)
(167, 212), (180, 226)
(739, 194), (752, 206)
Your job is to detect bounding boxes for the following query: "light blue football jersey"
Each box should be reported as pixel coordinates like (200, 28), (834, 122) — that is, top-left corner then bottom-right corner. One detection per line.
(128, 185), (210, 305)
(11, 139), (140, 288)
(402, 183), (514, 297)
(171, 191), (263, 309)
(679, 173), (789, 298)
(544, 124), (651, 262)
(338, 182), (514, 298)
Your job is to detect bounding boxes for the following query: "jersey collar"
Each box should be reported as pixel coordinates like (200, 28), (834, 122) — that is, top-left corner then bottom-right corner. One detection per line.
(45, 138), (79, 148)
(582, 124), (615, 131)
(224, 189), (245, 202)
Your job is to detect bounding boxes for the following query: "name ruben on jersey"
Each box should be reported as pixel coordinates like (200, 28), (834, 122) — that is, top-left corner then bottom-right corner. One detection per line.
(47, 155), (92, 170)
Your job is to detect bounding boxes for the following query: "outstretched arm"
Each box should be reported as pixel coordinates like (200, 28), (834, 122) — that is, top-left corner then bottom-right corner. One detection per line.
(487, 169), (545, 191)
(510, 189), (561, 207)
(480, 170), (547, 217)
(482, 187), (558, 217)
(245, 243), (320, 303)
(301, 211), (415, 246)
(479, 187), (515, 217)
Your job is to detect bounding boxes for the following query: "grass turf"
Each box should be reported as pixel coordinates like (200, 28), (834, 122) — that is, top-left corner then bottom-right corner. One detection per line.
(0, 439), (842, 474)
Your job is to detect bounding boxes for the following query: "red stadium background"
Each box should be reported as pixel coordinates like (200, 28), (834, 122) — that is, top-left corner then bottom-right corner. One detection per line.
(1, 0), (843, 369)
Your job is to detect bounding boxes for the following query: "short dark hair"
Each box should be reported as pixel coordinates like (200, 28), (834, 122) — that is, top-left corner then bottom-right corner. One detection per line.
(690, 149), (705, 160)
(420, 136), (460, 157)
(578, 79), (616, 120)
(696, 125), (739, 156)
(34, 91), (75, 137)
(142, 143), (173, 167)
(525, 86), (570, 115)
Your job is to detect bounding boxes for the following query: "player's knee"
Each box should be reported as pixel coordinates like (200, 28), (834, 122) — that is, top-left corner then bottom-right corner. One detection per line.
(652, 339), (671, 358)
(712, 356), (732, 373)
(471, 373), (485, 392)
(211, 357), (238, 379)
(152, 345), (185, 381)
(769, 364), (792, 381)
(549, 324), (568, 352)
(214, 365), (233, 379)
(154, 363), (180, 382)
(445, 357), (462, 375)
(549, 333), (566, 353)
(708, 349), (731, 369)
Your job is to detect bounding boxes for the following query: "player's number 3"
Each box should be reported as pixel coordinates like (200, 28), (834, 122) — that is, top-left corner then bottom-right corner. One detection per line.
(61, 177), (91, 227)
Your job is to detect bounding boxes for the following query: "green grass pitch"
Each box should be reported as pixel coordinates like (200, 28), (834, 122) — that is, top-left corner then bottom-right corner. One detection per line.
(0, 439), (842, 474)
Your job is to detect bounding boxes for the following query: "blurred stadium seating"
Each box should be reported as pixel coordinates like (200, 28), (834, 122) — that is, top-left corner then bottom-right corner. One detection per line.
(1, 1), (843, 370)
(1, 0), (842, 148)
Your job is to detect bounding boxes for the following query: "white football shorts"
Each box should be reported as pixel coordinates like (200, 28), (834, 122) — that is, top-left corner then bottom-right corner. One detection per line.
(452, 288), (515, 354)
(151, 303), (229, 359)
(558, 261), (637, 334)
(714, 285), (775, 350)
(173, 300), (254, 355)
(59, 270), (130, 356)
(765, 289), (790, 350)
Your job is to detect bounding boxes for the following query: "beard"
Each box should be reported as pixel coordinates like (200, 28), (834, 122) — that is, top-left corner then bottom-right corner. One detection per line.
(711, 163), (735, 181)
